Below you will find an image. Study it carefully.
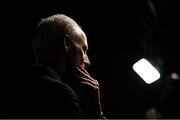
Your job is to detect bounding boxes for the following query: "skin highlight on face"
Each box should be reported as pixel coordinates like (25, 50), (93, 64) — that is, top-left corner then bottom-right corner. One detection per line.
(69, 26), (90, 69)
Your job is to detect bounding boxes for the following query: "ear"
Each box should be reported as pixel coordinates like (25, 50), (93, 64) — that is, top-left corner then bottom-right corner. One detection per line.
(64, 35), (71, 53)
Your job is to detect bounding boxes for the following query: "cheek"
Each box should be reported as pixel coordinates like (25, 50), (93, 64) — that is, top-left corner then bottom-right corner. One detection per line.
(74, 50), (84, 66)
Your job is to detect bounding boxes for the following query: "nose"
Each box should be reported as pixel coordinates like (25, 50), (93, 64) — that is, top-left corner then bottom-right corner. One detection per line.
(84, 54), (90, 68)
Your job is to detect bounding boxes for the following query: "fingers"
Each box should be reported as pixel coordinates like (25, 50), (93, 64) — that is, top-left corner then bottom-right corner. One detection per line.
(75, 76), (99, 87)
(77, 65), (90, 75)
(74, 65), (99, 86)
(75, 65), (92, 80)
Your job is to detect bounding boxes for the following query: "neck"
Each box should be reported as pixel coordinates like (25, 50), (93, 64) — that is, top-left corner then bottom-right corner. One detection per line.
(51, 62), (65, 77)
(38, 56), (66, 78)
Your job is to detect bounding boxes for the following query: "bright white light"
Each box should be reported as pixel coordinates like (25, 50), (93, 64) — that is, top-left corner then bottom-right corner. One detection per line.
(133, 58), (160, 84)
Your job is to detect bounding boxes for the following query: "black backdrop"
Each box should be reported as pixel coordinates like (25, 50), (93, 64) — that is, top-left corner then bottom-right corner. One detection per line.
(4, 0), (179, 118)
(30, 0), (180, 118)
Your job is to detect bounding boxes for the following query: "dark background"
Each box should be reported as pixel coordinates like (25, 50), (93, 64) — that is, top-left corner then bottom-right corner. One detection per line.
(3, 0), (180, 119)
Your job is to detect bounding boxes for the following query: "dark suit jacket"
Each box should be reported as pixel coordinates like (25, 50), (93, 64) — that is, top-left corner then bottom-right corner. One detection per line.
(7, 65), (82, 118)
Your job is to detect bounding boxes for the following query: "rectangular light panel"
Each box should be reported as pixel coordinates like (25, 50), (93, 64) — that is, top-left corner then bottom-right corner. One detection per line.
(133, 58), (160, 84)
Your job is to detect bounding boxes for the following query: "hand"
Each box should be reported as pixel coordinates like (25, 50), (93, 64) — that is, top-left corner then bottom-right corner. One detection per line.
(74, 65), (103, 116)
(74, 65), (99, 87)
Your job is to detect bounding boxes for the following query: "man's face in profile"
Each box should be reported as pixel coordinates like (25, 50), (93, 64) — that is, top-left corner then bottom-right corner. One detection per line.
(69, 26), (90, 69)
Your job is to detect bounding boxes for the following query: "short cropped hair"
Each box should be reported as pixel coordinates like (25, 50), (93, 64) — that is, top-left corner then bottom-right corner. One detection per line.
(35, 14), (80, 63)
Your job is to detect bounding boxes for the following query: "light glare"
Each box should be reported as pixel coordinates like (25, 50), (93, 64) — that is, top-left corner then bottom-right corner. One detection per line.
(133, 58), (160, 84)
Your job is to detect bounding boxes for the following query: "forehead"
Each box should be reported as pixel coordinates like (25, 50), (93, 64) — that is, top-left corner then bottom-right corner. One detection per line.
(73, 26), (88, 47)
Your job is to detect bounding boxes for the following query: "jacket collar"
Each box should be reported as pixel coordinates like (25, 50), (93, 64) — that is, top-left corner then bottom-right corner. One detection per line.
(32, 64), (61, 81)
